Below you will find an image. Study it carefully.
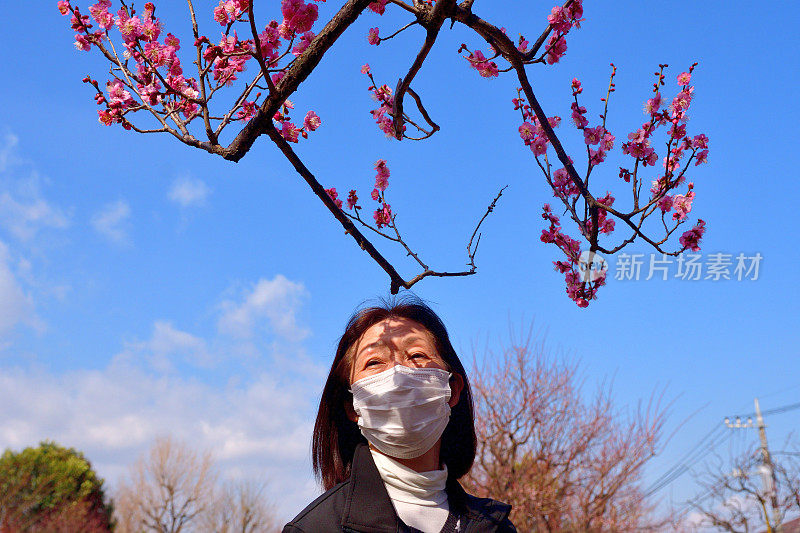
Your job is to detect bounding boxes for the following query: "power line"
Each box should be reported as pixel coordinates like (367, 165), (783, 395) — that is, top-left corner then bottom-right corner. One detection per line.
(644, 425), (731, 497)
(644, 399), (799, 499)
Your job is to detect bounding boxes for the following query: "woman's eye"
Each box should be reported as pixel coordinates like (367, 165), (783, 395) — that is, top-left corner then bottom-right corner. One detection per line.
(410, 353), (428, 359)
(364, 360), (380, 367)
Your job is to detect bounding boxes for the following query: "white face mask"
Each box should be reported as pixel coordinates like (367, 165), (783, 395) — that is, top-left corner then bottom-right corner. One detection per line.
(350, 365), (452, 460)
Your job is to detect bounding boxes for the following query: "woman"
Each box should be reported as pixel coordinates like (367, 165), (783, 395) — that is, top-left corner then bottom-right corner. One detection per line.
(282, 297), (516, 533)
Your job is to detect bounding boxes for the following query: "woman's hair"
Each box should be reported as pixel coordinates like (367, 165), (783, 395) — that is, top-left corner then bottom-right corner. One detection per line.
(312, 295), (476, 490)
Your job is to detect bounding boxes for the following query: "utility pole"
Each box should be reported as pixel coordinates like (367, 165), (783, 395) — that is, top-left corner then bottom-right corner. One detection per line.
(755, 398), (782, 533)
(725, 398), (782, 533)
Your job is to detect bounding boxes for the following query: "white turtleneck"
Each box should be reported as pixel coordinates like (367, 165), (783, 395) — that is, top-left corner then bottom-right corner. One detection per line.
(369, 448), (451, 532)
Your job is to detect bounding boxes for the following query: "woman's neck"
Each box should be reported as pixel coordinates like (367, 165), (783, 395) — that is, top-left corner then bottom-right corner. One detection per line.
(369, 440), (442, 473)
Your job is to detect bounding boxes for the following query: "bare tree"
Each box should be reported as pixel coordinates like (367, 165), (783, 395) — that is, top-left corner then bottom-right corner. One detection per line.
(202, 480), (279, 533)
(115, 437), (278, 533)
(115, 436), (217, 533)
(684, 444), (800, 533)
(461, 327), (669, 532)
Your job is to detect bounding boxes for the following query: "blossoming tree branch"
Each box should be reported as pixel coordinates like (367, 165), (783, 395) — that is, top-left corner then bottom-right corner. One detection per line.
(58, 0), (708, 307)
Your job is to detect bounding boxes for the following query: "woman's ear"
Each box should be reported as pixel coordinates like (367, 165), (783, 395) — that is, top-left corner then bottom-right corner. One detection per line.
(345, 399), (358, 423)
(448, 373), (464, 408)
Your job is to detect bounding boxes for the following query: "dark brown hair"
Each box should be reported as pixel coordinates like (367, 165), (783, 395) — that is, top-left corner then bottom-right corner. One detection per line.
(311, 295), (476, 490)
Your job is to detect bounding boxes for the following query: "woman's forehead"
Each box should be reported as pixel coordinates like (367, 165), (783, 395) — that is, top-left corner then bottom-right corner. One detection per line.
(358, 317), (435, 346)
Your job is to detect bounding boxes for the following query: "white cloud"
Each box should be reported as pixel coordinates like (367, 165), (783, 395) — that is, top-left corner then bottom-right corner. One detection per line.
(91, 200), (131, 244)
(0, 191), (70, 242)
(0, 360), (321, 522)
(0, 132), (18, 172)
(0, 241), (40, 341)
(168, 175), (210, 208)
(0, 133), (70, 242)
(218, 275), (310, 342)
(143, 320), (212, 371)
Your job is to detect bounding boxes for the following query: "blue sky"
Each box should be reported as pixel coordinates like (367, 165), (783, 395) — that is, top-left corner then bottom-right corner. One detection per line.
(1, 0), (798, 524)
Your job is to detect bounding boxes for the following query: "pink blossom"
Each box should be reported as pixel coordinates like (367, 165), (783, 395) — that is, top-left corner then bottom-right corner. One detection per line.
(691, 134), (708, 149)
(325, 187), (343, 209)
(361, 64), (371, 74)
(589, 148), (606, 165)
(281, 121), (300, 142)
(552, 168), (579, 198)
(679, 219), (706, 251)
(368, 0), (388, 15)
(571, 78), (582, 95)
(657, 194), (673, 213)
(106, 79), (135, 108)
(282, 0), (318, 34)
(677, 71), (691, 85)
(371, 188), (380, 201)
(545, 34), (567, 64)
(583, 126), (604, 145)
(74, 34), (91, 51)
(671, 191), (695, 221)
(644, 92), (661, 115)
(303, 110), (321, 131)
(236, 100), (258, 121)
(670, 88), (694, 118)
(367, 27), (380, 45)
(116, 13), (142, 41)
(570, 102), (587, 128)
(292, 31), (315, 55)
(519, 122), (536, 141)
(347, 190), (358, 210)
(517, 37), (529, 53)
(468, 50), (499, 78)
(530, 136), (548, 156)
(374, 159), (390, 191)
(89, 0), (113, 30)
(57, 1), (70, 15)
(547, 7), (572, 34)
(600, 133), (615, 151)
(695, 149), (709, 165)
(669, 122), (686, 140)
(373, 203), (392, 228)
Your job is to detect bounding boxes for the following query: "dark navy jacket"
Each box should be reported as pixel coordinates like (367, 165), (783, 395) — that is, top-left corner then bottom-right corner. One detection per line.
(282, 443), (516, 533)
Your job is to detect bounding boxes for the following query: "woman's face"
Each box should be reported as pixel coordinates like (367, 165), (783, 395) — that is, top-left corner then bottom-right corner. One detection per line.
(349, 317), (449, 385)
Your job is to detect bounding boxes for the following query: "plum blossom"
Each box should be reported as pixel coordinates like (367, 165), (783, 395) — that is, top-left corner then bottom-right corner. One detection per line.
(292, 31), (315, 55)
(367, 27), (380, 45)
(373, 203), (392, 228)
(657, 195), (673, 213)
(281, 121), (300, 142)
(644, 92), (661, 115)
(583, 126), (604, 145)
(282, 0), (318, 34)
(545, 34), (567, 64)
(325, 187), (343, 209)
(368, 0), (388, 15)
(303, 110), (321, 131)
(671, 190), (695, 221)
(679, 219), (706, 251)
(467, 50), (499, 78)
(677, 71), (692, 85)
(347, 190), (358, 210)
(374, 159), (390, 191)
(89, 0), (114, 30)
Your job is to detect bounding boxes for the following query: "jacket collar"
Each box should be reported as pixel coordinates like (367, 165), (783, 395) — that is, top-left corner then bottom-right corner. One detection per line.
(341, 443), (512, 533)
(342, 443), (401, 532)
